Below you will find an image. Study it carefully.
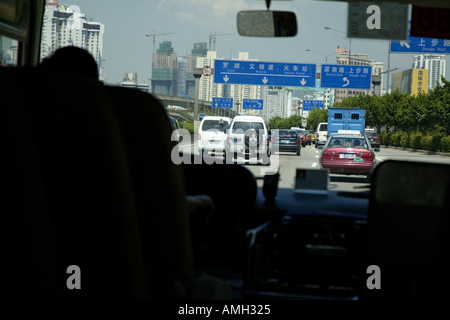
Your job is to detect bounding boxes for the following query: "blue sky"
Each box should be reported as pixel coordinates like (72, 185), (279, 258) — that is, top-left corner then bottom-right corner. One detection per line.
(67, 0), (449, 88)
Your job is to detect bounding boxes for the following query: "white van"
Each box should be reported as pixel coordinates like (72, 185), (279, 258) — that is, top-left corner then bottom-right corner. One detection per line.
(227, 115), (271, 161)
(198, 116), (232, 155)
(315, 122), (328, 148)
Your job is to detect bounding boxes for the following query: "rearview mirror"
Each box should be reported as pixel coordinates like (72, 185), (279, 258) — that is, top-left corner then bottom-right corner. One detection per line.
(237, 11), (297, 37)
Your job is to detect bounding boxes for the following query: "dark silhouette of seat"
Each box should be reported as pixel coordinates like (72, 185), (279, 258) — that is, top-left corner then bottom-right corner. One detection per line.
(363, 160), (450, 300)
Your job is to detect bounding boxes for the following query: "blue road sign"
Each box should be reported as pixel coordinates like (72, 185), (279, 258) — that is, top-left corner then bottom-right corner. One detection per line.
(243, 99), (263, 110)
(390, 21), (450, 53)
(212, 97), (233, 109)
(320, 64), (372, 90)
(214, 60), (316, 87)
(303, 100), (324, 111)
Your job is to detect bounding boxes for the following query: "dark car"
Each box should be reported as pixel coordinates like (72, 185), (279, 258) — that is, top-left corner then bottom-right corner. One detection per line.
(365, 129), (380, 149)
(271, 129), (301, 156)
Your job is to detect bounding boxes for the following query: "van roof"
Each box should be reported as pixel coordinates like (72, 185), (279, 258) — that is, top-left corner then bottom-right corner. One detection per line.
(232, 115), (265, 121)
(202, 116), (231, 121)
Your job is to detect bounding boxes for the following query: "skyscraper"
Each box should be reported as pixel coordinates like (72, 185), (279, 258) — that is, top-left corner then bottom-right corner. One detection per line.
(152, 41), (178, 95)
(40, 1), (105, 80)
(186, 42), (208, 97)
(412, 54), (446, 90)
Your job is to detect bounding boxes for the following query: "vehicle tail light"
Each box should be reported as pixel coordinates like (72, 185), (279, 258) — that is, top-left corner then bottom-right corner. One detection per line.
(198, 134), (201, 140)
(376, 137), (380, 143)
(295, 140), (300, 144)
(266, 138), (270, 147)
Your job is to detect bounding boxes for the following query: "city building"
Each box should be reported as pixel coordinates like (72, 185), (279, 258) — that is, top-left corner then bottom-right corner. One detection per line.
(185, 42), (208, 97)
(412, 54), (446, 90)
(151, 41), (177, 95)
(177, 56), (187, 97)
(334, 46), (383, 102)
(261, 86), (289, 122)
(40, 0), (105, 80)
(0, 36), (18, 66)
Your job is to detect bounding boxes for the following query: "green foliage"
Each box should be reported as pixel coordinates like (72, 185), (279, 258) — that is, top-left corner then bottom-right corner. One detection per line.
(390, 131), (402, 147)
(431, 135), (442, 152)
(180, 121), (194, 133)
(400, 132), (411, 148)
(380, 133), (390, 145)
(306, 108), (328, 131)
(410, 132), (422, 149)
(440, 136), (450, 153)
(421, 135), (433, 150)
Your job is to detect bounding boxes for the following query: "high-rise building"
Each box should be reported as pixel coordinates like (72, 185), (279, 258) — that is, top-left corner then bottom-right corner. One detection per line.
(152, 41), (178, 95)
(261, 86), (289, 122)
(412, 54), (446, 90)
(177, 56), (187, 96)
(40, 1), (105, 80)
(334, 46), (383, 102)
(185, 42), (208, 97)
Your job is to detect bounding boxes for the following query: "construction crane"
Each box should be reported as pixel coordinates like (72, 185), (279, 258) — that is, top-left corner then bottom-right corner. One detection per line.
(146, 30), (177, 57)
(209, 32), (234, 51)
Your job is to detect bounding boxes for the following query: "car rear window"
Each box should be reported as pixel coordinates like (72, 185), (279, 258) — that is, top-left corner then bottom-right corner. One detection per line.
(319, 124), (327, 131)
(278, 130), (298, 138)
(231, 121), (264, 133)
(365, 132), (379, 137)
(201, 120), (229, 131)
(329, 137), (368, 148)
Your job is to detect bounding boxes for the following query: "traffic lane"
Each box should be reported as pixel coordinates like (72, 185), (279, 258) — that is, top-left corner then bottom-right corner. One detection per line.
(179, 143), (370, 192)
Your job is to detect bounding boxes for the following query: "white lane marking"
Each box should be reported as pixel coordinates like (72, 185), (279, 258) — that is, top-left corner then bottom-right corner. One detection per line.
(315, 155), (319, 158)
(311, 162), (317, 167)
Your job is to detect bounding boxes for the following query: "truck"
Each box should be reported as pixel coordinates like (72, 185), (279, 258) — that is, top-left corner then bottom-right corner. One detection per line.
(327, 108), (366, 136)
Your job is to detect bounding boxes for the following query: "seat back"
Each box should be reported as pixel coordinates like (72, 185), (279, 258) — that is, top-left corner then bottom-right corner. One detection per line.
(104, 86), (194, 298)
(1, 67), (148, 299)
(364, 160), (450, 299)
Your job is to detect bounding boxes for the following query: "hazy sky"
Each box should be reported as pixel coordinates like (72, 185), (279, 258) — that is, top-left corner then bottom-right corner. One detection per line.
(68, 0), (450, 88)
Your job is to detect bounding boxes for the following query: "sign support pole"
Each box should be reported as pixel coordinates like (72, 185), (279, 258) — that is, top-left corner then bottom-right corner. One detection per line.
(386, 43), (391, 95)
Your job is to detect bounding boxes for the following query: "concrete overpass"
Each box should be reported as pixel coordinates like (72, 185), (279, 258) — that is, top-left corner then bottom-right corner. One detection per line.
(154, 94), (238, 119)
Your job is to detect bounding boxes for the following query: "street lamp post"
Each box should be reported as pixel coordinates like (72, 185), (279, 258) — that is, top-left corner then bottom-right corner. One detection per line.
(305, 49), (336, 108)
(305, 49), (336, 64)
(324, 27), (352, 99)
(324, 27), (351, 65)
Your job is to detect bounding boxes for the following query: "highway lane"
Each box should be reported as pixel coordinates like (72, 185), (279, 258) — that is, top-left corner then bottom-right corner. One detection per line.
(177, 142), (450, 192)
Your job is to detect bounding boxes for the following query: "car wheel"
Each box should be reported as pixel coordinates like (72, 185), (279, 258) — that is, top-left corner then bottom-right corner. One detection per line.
(296, 148), (300, 156)
(315, 142), (318, 148)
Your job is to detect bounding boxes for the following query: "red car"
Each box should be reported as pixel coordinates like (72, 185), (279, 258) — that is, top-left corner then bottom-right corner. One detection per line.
(319, 133), (376, 176)
(292, 129), (311, 147)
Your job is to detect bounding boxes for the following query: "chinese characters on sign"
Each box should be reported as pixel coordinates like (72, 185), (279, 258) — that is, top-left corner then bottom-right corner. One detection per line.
(411, 69), (428, 96)
(212, 97), (233, 109)
(214, 60), (317, 87)
(390, 21), (450, 53)
(320, 64), (373, 89)
(243, 99), (263, 110)
(303, 100), (324, 111)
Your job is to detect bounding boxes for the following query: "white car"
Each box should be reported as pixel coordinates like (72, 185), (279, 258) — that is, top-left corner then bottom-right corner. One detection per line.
(315, 122), (328, 148)
(198, 116), (231, 155)
(226, 115), (271, 163)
